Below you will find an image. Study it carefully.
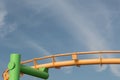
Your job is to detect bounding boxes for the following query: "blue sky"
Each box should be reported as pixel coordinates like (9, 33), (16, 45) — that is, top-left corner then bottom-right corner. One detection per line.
(1, 0), (120, 80)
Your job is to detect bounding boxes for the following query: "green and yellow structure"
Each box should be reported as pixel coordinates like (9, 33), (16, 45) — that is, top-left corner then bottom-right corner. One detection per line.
(7, 54), (49, 80)
(2, 50), (120, 80)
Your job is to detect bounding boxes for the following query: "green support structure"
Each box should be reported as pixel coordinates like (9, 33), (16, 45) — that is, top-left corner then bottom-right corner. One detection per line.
(8, 54), (49, 80)
(8, 54), (21, 80)
(20, 65), (49, 79)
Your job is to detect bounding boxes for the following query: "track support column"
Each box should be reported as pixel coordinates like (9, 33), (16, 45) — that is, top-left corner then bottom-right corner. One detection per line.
(8, 54), (21, 80)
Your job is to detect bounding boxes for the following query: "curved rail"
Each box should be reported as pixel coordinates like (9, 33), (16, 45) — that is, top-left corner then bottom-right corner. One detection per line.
(3, 50), (120, 80)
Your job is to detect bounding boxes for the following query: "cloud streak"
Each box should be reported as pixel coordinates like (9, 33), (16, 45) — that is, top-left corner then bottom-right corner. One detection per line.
(49, 0), (120, 76)
(26, 40), (73, 74)
(50, 0), (109, 72)
(26, 40), (51, 56)
(0, 1), (7, 38)
(0, 1), (17, 39)
(110, 65), (120, 77)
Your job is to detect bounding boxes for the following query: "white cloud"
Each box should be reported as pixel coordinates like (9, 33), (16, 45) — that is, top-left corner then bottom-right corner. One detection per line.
(0, 1), (17, 38)
(0, 24), (17, 38)
(110, 65), (120, 77)
(26, 40), (74, 74)
(0, 1), (7, 34)
(50, 0), (110, 72)
(62, 66), (73, 74)
(49, 0), (120, 76)
(26, 40), (51, 56)
(0, 1), (6, 25)
(22, 0), (53, 13)
(95, 65), (107, 72)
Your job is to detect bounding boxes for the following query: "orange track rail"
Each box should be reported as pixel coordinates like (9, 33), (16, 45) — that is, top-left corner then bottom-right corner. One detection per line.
(3, 50), (120, 80)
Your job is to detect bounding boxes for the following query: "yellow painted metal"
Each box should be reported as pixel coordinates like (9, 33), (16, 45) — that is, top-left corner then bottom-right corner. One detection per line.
(34, 58), (120, 68)
(3, 50), (120, 80)
(72, 53), (78, 60)
(2, 69), (9, 80)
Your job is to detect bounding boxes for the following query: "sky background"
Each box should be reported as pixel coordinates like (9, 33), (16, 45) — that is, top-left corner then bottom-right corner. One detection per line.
(1, 0), (120, 80)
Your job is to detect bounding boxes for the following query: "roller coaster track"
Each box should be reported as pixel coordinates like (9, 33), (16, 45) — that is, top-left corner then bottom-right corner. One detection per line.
(3, 50), (120, 80)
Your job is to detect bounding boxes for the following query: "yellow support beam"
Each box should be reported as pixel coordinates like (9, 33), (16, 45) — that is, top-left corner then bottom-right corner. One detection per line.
(34, 58), (120, 68)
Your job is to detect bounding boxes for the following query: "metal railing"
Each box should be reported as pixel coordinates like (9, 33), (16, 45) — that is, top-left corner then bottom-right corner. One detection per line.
(3, 50), (120, 80)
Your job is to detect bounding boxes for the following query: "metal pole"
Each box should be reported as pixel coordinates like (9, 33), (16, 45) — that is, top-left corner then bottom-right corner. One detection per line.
(20, 65), (49, 79)
(8, 54), (21, 80)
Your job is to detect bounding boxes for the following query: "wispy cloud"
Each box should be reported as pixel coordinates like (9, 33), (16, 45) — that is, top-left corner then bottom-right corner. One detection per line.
(26, 40), (51, 56)
(49, 0), (120, 76)
(23, 39), (73, 74)
(62, 66), (73, 74)
(95, 65), (107, 72)
(0, 24), (17, 38)
(0, 1), (7, 38)
(110, 65), (120, 77)
(0, 1), (6, 26)
(49, 0), (110, 72)
(0, 1), (17, 39)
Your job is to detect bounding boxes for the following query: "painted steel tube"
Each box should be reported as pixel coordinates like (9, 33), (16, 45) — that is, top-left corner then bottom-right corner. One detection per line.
(8, 54), (21, 80)
(20, 64), (49, 79)
(35, 58), (120, 68)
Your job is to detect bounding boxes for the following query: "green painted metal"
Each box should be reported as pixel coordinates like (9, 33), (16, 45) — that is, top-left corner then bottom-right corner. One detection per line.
(8, 54), (21, 80)
(20, 65), (49, 79)
(8, 54), (49, 80)
(39, 67), (49, 73)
